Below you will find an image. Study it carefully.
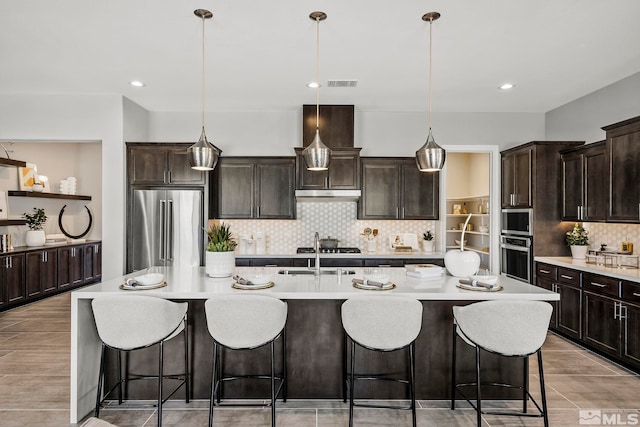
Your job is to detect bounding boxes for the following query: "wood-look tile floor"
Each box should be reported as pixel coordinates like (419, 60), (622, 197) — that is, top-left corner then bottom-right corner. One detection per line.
(0, 293), (638, 426)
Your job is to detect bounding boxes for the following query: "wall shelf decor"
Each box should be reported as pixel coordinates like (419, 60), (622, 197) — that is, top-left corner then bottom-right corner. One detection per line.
(0, 158), (27, 168)
(8, 191), (91, 201)
(0, 219), (27, 226)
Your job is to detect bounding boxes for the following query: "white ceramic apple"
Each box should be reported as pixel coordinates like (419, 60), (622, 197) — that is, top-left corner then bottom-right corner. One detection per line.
(444, 213), (481, 277)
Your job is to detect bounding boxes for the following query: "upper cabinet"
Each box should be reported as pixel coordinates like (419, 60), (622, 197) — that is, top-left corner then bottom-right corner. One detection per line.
(127, 143), (206, 186)
(295, 147), (361, 190)
(561, 142), (607, 222)
(210, 157), (295, 220)
(359, 158), (439, 220)
(501, 147), (532, 208)
(603, 116), (640, 223)
(302, 105), (354, 148)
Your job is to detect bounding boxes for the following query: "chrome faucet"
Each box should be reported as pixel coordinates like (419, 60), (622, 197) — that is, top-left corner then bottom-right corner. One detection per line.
(313, 231), (321, 274)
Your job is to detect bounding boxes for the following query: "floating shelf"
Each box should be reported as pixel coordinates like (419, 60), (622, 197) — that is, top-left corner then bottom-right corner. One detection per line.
(0, 219), (27, 226)
(0, 158), (27, 168)
(8, 191), (91, 201)
(446, 230), (490, 236)
(445, 245), (489, 254)
(445, 213), (489, 217)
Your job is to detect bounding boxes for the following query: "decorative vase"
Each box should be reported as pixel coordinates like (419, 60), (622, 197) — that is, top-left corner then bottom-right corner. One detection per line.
(206, 251), (235, 277)
(423, 240), (434, 253)
(570, 245), (588, 260)
(444, 249), (481, 277)
(25, 230), (46, 247)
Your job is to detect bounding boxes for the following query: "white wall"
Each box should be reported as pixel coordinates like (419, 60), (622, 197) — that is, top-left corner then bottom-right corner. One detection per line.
(0, 94), (124, 281)
(545, 71), (640, 142)
(123, 97), (149, 141)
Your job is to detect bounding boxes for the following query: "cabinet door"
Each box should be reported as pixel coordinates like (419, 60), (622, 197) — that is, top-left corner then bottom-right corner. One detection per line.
(214, 160), (255, 219)
(297, 154), (328, 189)
(622, 302), (640, 367)
(26, 252), (43, 298)
(501, 154), (515, 207)
(556, 283), (582, 339)
(42, 249), (57, 294)
(513, 149), (532, 207)
(561, 151), (583, 221)
(58, 246), (84, 289)
(583, 144), (608, 221)
(256, 160), (295, 219)
(128, 146), (168, 185)
(328, 150), (360, 189)
(1, 254), (25, 306)
(536, 277), (558, 329)
(583, 292), (620, 356)
(608, 132), (640, 222)
(401, 161), (439, 219)
(167, 147), (206, 185)
(83, 244), (98, 283)
(359, 160), (400, 219)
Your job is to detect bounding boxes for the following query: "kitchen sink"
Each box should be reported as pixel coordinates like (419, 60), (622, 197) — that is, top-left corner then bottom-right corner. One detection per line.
(278, 269), (356, 275)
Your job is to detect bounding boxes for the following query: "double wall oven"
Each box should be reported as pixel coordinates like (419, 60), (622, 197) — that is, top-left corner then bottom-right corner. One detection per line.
(500, 208), (533, 283)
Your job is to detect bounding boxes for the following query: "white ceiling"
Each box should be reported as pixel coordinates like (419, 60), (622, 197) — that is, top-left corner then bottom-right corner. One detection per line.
(2, 0), (640, 114)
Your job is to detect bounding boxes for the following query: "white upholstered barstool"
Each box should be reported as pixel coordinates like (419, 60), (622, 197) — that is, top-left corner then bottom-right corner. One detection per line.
(91, 295), (189, 427)
(204, 295), (288, 427)
(451, 300), (552, 427)
(341, 296), (423, 427)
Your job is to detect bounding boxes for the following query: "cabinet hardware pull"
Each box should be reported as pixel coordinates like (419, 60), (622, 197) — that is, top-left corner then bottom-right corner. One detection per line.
(560, 274), (573, 280)
(257, 206), (260, 218)
(590, 282), (606, 288)
(632, 292), (640, 297)
(167, 171), (172, 183)
(8, 256), (11, 269)
(614, 302), (619, 320)
(402, 207), (405, 218)
(540, 269), (550, 274)
(379, 264), (391, 267)
(621, 305), (628, 320)
(327, 176), (331, 188)
(265, 264), (278, 267)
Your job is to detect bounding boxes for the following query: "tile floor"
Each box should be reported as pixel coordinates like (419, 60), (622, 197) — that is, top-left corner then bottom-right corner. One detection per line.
(0, 293), (639, 426)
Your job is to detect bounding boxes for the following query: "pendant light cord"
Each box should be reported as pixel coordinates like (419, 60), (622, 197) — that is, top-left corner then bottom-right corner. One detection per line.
(201, 14), (206, 130)
(315, 16), (321, 130)
(428, 16), (433, 129)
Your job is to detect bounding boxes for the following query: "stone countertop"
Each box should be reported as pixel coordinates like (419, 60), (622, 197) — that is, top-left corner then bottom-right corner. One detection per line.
(535, 256), (640, 283)
(73, 266), (558, 301)
(236, 251), (445, 259)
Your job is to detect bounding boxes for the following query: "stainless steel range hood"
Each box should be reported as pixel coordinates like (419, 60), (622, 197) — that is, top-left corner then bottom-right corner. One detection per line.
(295, 189), (361, 202)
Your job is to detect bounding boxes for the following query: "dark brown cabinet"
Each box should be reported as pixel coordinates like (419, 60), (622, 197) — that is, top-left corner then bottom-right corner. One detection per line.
(535, 263), (581, 339)
(536, 277), (558, 328)
(295, 147), (360, 190)
(583, 291), (621, 355)
(127, 143), (206, 186)
(302, 105), (354, 148)
(0, 254), (25, 307)
(502, 147), (532, 207)
(603, 116), (640, 223)
(359, 158), (439, 220)
(211, 157), (295, 219)
(83, 242), (102, 283)
(26, 249), (57, 299)
(561, 142), (607, 222)
(58, 245), (84, 289)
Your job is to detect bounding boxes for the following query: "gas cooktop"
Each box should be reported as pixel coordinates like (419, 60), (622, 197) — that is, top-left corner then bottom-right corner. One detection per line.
(297, 247), (362, 254)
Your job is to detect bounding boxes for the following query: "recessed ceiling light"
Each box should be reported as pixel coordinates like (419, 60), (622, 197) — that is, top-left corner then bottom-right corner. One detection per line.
(129, 80), (145, 87)
(499, 83), (515, 90)
(307, 82), (320, 88)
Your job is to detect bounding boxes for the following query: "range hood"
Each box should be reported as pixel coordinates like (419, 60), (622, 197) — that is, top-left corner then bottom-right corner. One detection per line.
(295, 189), (361, 202)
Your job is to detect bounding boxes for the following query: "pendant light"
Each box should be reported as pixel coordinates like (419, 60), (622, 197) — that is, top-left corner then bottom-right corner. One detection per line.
(188, 9), (221, 171)
(415, 12), (446, 172)
(302, 11), (331, 171)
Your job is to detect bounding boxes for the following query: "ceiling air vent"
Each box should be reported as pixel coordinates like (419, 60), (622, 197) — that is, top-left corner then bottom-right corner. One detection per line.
(327, 80), (358, 88)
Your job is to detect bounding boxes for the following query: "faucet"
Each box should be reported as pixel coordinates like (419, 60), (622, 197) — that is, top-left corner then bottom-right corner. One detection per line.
(313, 231), (321, 275)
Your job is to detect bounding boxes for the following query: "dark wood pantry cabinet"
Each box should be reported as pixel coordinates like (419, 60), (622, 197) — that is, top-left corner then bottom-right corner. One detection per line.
(359, 158), (439, 220)
(501, 147), (532, 208)
(127, 143), (206, 186)
(26, 249), (57, 299)
(210, 157), (296, 219)
(0, 254), (25, 308)
(295, 147), (361, 190)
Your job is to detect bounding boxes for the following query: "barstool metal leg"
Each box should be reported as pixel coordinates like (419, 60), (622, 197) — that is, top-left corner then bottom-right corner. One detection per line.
(451, 323), (457, 410)
(522, 355), (529, 413)
(216, 346), (222, 404)
(158, 341), (164, 427)
(475, 347), (482, 427)
(349, 341), (356, 427)
(282, 328), (287, 402)
(343, 333), (348, 403)
(209, 341), (217, 427)
(117, 350), (123, 405)
(538, 350), (549, 427)
(271, 340), (276, 426)
(184, 317), (190, 403)
(95, 343), (106, 418)
(409, 342), (417, 427)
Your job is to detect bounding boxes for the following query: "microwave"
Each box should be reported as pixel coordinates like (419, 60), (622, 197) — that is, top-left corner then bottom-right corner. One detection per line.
(501, 208), (533, 236)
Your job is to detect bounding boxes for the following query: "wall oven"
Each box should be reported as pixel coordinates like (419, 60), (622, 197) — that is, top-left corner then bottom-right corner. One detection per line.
(501, 208), (533, 236)
(500, 234), (532, 283)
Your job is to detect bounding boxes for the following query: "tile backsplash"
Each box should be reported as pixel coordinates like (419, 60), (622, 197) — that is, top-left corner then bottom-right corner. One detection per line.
(220, 202), (438, 254)
(584, 223), (640, 253)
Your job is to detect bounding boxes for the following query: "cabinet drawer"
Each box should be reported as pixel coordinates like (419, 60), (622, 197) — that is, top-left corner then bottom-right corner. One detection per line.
(536, 263), (557, 280)
(557, 267), (581, 287)
(583, 273), (619, 297)
(622, 280), (640, 303)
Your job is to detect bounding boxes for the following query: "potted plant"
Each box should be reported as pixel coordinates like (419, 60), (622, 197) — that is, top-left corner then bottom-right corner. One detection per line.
(205, 222), (237, 277)
(23, 207), (47, 247)
(423, 230), (435, 253)
(566, 223), (589, 259)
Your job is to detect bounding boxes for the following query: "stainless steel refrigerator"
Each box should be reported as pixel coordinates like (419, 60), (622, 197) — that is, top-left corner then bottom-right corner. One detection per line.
(127, 189), (204, 273)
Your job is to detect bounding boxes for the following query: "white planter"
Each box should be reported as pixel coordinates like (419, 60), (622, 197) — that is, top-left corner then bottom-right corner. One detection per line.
(206, 251), (235, 278)
(570, 245), (588, 260)
(423, 240), (434, 253)
(25, 230), (46, 247)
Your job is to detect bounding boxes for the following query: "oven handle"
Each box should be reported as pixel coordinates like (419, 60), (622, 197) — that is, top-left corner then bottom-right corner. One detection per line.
(500, 243), (531, 253)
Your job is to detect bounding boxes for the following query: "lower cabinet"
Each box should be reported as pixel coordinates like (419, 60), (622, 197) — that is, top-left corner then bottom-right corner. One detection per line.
(0, 254), (25, 308)
(556, 282), (582, 339)
(583, 291), (621, 355)
(26, 249), (58, 299)
(536, 277), (558, 328)
(83, 242), (102, 283)
(58, 245), (84, 290)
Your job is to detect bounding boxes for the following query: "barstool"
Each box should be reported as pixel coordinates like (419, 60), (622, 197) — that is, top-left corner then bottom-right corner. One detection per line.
(91, 295), (189, 427)
(451, 300), (552, 427)
(341, 296), (423, 427)
(204, 295), (287, 427)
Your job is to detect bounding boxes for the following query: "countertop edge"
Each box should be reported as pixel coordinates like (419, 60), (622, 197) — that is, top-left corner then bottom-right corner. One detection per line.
(535, 256), (640, 283)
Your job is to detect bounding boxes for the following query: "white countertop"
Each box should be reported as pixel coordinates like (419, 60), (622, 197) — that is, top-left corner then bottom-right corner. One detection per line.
(535, 256), (640, 283)
(236, 252), (445, 259)
(72, 266), (558, 301)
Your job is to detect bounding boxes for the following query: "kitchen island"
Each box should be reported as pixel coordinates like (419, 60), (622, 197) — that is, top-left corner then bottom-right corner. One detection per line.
(70, 266), (558, 423)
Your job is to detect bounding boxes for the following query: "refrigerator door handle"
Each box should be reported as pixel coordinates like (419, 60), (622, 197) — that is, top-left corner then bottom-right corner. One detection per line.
(167, 200), (174, 260)
(159, 200), (167, 261)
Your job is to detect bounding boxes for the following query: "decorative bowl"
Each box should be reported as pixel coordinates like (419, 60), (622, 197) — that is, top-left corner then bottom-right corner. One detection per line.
(243, 273), (272, 285)
(454, 240), (467, 246)
(136, 273), (164, 286)
(469, 275), (499, 285)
